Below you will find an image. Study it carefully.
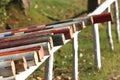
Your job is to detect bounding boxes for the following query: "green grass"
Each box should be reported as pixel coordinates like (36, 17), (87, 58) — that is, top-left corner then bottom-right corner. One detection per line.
(6, 0), (120, 80)
(7, 0), (87, 28)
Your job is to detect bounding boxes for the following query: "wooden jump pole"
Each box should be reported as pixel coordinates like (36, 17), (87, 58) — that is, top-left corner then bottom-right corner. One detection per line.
(0, 33), (65, 47)
(0, 36), (53, 49)
(0, 46), (44, 59)
(0, 42), (51, 55)
(34, 26), (74, 39)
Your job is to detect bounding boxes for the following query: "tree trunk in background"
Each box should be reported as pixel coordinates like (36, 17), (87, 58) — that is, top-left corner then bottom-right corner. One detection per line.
(11, 0), (30, 16)
(87, 0), (101, 12)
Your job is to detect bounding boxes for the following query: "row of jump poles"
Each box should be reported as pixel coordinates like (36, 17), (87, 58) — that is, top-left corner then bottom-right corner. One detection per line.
(0, 0), (119, 80)
(0, 13), (111, 80)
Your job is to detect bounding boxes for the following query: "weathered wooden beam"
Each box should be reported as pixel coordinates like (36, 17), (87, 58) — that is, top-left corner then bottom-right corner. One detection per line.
(12, 25), (46, 33)
(0, 36), (53, 49)
(0, 61), (16, 77)
(11, 26), (73, 40)
(36, 26), (73, 39)
(74, 13), (112, 31)
(0, 51), (39, 68)
(0, 42), (51, 55)
(0, 46), (41, 55)
(0, 33), (65, 47)
(14, 26), (73, 39)
(0, 33), (53, 41)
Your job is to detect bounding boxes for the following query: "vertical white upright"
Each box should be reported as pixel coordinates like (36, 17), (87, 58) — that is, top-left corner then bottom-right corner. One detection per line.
(107, 5), (114, 51)
(72, 32), (79, 80)
(113, 0), (120, 42)
(93, 24), (101, 69)
(45, 51), (53, 80)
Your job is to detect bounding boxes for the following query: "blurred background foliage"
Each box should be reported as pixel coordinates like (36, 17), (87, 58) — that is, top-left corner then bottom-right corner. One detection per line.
(0, 0), (10, 29)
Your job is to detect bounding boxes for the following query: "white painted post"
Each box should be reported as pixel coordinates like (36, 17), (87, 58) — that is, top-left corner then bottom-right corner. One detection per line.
(72, 32), (78, 80)
(93, 24), (101, 69)
(113, 0), (120, 42)
(44, 51), (53, 80)
(106, 5), (114, 51)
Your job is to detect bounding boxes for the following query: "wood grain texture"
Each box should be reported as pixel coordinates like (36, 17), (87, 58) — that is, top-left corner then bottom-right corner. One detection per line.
(37, 26), (73, 39)
(13, 57), (27, 73)
(0, 36), (53, 49)
(10, 25), (46, 34)
(0, 33), (65, 47)
(0, 42), (51, 55)
(24, 51), (39, 67)
(0, 51), (39, 68)
(36, 46), (45, 62)
(0, 61), (16, 77)
(0, 46), (43, 67)
(0, 46), (42, 56)
(0, 33), (53, 42)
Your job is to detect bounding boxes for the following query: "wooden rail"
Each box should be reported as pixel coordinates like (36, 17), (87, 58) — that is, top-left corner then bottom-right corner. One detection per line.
(0, 0), (119, 80)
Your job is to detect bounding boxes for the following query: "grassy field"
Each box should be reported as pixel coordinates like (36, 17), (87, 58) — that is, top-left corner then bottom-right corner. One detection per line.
(6, 0), (120, 80)
(7, 0), (87, 28)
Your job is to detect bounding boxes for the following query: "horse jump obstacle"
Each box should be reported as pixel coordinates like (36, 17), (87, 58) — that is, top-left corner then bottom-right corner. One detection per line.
(89, 0), (120, 69)
(0, 0), (119, 79)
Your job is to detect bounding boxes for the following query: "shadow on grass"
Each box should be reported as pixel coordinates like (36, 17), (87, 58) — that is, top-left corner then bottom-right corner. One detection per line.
(71, 10), (88, 18)
(47, 16), (60, 21)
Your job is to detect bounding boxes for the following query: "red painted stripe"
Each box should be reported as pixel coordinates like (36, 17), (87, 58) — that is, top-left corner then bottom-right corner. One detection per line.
(0, 46), (42, 56)
(92, 13), (112, 23)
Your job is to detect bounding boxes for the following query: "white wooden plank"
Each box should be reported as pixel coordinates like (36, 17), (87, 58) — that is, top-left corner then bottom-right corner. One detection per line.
(113, 0), (120, 42)
(106, 5), (114, 51)
(93, 24), (101, 69)
(72, 32), (79, 80)
(44, 51), (53, 80)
